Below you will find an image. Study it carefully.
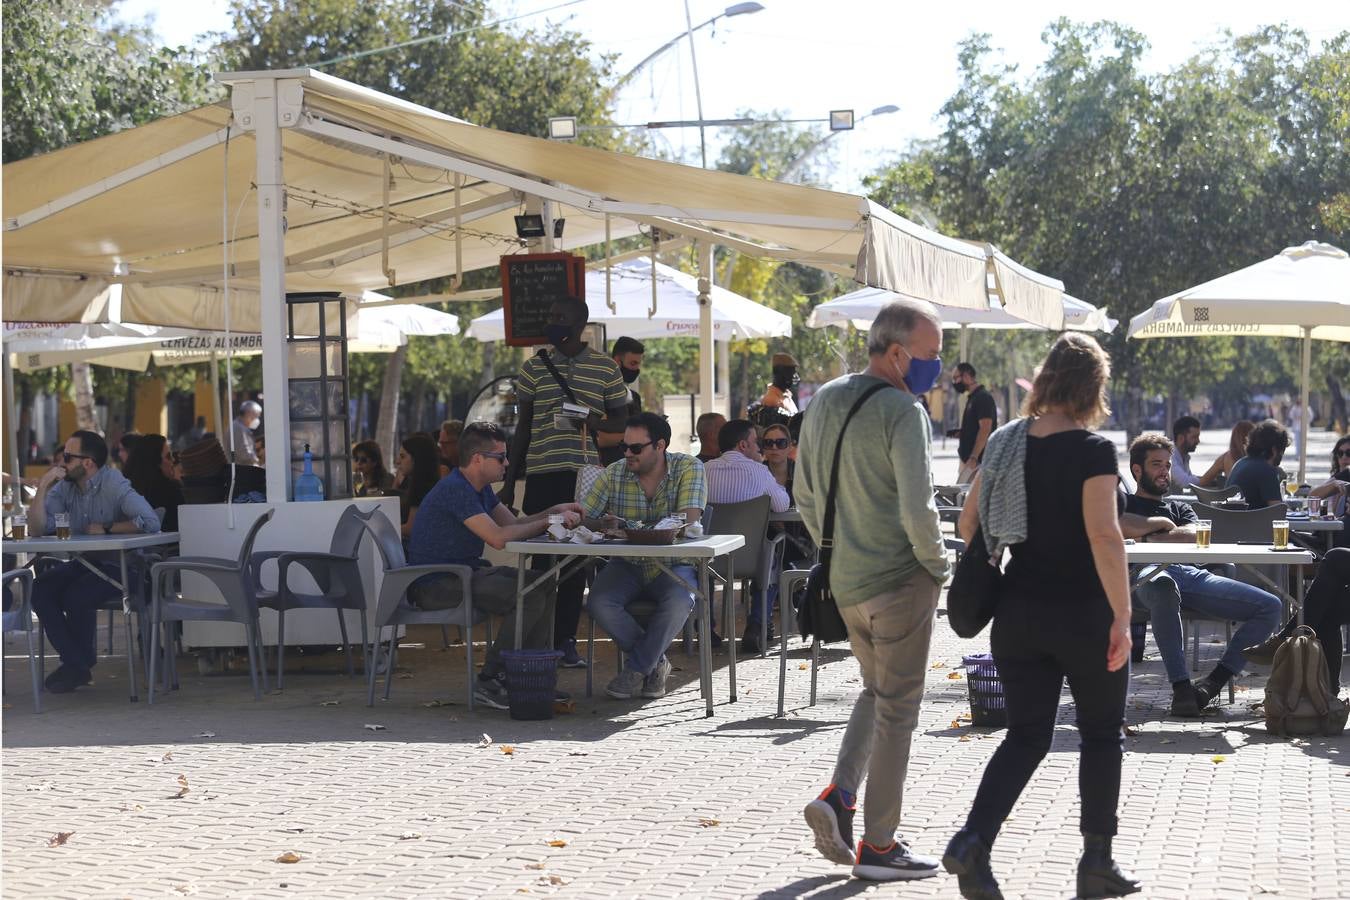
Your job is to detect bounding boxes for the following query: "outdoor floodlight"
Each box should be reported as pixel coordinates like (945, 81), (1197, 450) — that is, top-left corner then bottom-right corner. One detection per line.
(724, 2), (765, 16)
(514, 214), (546, 239)
(548, 116), (578, 140)
(553, 218), (566, 239)
(829, 109), (855, 132)
(870, 104), (900, 116)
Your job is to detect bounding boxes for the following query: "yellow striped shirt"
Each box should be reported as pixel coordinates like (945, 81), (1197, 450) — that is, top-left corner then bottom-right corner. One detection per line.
(516, 346), (627, 475)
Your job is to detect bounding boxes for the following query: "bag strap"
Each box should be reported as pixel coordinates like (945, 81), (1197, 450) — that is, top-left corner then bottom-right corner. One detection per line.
(820, 383), (893, 556)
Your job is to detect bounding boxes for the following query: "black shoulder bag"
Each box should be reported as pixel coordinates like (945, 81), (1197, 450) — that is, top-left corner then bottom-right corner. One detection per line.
(946, 524), (999, 638)
(797, 382), (891, 644)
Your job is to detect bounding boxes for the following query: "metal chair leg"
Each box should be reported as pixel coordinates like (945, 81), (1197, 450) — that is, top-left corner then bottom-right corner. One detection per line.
(465, 607), (476, 710)
(366, 627), (382, 706)
(383, 638), (398, 700)
(275, 607), (287, 691)
(25, 611), (42, 714)
(106, 608), (114, 654)
(441, 624), (452, 649)
(244, 621), (262, 700)
(337, 609), (353, 677)
(148, 615), (161, 705)
(809, 638), (820, 707)
(356, 609), (369, 680)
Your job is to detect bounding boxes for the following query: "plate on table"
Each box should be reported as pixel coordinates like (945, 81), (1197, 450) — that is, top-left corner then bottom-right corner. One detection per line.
(1267, 547), (1307, 552)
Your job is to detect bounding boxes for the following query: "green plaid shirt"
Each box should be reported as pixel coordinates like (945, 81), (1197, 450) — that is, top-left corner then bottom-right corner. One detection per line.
(581, 452), (707, 583)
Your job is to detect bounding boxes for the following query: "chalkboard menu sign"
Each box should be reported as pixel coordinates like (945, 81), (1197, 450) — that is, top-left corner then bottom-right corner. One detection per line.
(499, 252), (586, 346)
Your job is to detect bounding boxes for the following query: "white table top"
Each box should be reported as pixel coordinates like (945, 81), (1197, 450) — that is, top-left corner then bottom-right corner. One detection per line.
(1125, 542), (1315, 566)
(506, 533), (745, 559)
(4, 531), (180, 553)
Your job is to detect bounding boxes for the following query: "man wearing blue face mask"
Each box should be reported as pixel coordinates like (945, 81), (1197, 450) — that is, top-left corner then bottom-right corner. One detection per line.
(795, 298), (949, 882)
(503, 295), (629, 666)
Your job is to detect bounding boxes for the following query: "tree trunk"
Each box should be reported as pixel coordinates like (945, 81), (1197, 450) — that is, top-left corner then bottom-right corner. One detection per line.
(375, 345), (406, 463)
(123, 370), (137, 433)
(1327, 374), (1347, 434)
(410, 384), (428, 433)
(71, 362), (98, 432)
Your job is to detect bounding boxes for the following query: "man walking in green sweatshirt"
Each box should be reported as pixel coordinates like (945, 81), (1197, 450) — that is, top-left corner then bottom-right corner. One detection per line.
(796, 298), (951, 882)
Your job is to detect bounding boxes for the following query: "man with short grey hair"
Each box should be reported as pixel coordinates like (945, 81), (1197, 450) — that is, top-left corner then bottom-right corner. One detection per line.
(797, 298), (949, 882)
(231, 401), (262, 466)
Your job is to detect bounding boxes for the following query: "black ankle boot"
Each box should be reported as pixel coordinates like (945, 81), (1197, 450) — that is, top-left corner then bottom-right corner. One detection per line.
(942, 828), (1003, 900)
(1077, 834), (1141, 899)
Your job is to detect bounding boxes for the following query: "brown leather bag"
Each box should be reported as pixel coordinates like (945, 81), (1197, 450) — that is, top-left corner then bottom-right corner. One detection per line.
(1264, 626), (1348, 736)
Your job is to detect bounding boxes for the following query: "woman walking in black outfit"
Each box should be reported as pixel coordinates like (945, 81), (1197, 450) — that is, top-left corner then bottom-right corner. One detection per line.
(942, 334), (1139, 900)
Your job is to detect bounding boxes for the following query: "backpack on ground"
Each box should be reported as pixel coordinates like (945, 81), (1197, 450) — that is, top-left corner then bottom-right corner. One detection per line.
(1264, 626), (1348, 737)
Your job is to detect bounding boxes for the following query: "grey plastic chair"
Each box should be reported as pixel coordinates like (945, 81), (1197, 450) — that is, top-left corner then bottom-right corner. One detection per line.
(776, 568), (814, 717)
(3, 568), (42, 712)
(707, 496), (784, 656)
(1192, 484), (1241, 504)
(253, 504), (375, 690)
(359, 511), (489, 709)
(148, 509), (274, 703)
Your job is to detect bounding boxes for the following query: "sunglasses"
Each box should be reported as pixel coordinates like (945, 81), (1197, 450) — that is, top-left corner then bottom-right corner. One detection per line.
(620, 441), (655, 455)
(1337, 449), (1350, 458)
(762, 438), (791, 450)
(479, 451), (508, 462)
(62, 452), (91, 463)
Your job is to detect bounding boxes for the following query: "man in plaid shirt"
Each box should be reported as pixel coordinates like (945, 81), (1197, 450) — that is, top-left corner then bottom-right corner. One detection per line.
(580, 412), (707, 701)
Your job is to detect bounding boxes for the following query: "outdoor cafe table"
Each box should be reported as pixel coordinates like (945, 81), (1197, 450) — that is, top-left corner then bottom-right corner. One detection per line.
(5, 531), (180, 701)
(1125, 542), (1315, 622)
(504, 533), (746, 717)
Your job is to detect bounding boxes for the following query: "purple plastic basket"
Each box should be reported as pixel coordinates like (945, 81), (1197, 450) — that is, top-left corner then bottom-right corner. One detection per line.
(962, 653), (1007, 728)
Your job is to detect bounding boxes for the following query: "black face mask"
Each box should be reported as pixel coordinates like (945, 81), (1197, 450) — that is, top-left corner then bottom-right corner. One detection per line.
(952, 381), (968, 394)
(772, 367), (798, 390)
(545, 323), (574, 348)
(621, 367), (640, 384)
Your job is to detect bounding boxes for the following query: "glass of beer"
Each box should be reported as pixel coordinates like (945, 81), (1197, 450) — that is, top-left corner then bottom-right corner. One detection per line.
(1195, 519), (1212, 548)
(1272, 519), (1290, 549)
(55, 512), (72, 540)
(10, 513), (27, 540)
(1284, 478), (1300, 499)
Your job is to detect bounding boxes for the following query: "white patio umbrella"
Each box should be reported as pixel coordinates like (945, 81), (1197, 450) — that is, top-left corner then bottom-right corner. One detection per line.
(1127, 241), (1350, 481)
(465, 258), (792, 342)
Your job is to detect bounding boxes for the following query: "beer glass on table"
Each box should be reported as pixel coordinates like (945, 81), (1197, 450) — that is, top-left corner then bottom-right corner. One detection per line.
(1284, 478), (1300, 500)
(1195, 519), (1212, 548)
(10, 513), (27, 540)
(1272, 519), (1290, 550)
(55, 512), (71, 540)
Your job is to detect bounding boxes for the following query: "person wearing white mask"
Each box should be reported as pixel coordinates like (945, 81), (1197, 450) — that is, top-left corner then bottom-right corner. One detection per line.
(231, 400), (262, 466)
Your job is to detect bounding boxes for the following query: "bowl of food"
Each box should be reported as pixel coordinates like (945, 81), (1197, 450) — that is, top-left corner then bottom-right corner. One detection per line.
(619, 519), (687, 545)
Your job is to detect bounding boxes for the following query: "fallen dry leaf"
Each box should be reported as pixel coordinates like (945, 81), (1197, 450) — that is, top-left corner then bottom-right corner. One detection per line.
(1160, 739), (1176, 745)
(501, 746), (515, 756)
(173, 774), (190, 799)
(524, 862), (546, 871)
(1123, 725), (1138, 737)
(546, 839), (567, 848)
(538, 875), (568, 886)
(395, 672), (414, 680)
(476, 734), (494, 748)
(193, 732), (216, 739)
(697, 818), (720, 827)
(958, 734), (972, 742)
(47, 831), (74, 847)
(1212, 755), (1227, 764)
(120, 802), (144, 813)
(946, 672), (962, 680)
(422, 699), (453, 708)
(363, 724), (387, 732)
(566, 751), (589, 757)
(399, 832), (422, 841)
(319, 700), (340, 707)
(930, 662), (947, 669)
(797, 663), (808, 671)
(26, 782), (55, 792)
(275, 851), (302, 864)
(950, 718), (965, 729)
(161, 751), (174, 762)
(172, 884), (198, 896)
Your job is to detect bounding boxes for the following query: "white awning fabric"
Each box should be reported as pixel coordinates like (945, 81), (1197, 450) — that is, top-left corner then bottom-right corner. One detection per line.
(2, 68), (1064, 327)
(467, 258), (791, 342)
(808, 286), (1113, 333)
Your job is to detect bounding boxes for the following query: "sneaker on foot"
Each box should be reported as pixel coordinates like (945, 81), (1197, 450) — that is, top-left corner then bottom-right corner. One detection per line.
(641, 657), (672, 698)
(46, 665), (92, 694)
(605, 668), (645, 700)
(558, 640), (587, 668)
(852, 839), (940, 882)
(803, 785), (855, 865)
(473, 676), (510, 710)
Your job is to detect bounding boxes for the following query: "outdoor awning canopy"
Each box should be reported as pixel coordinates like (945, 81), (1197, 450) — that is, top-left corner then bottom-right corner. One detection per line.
(3, 68), (1065, 327)
(807, 286), (1112, 333)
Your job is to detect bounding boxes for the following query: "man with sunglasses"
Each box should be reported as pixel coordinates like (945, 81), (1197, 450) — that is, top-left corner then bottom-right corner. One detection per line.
(580, 412), (707, 701)
(28, 430), (161, 693)
(408, 422), (584, 709)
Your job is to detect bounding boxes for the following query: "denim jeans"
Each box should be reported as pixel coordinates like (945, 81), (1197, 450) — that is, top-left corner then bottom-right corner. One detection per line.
(588, 560), (696, 676)
(31, 559), (122, 670)
(1134, 564), (1282, 683)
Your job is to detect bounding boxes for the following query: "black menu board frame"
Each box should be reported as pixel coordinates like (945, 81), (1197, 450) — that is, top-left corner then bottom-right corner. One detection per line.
(499, 252), (586, 346)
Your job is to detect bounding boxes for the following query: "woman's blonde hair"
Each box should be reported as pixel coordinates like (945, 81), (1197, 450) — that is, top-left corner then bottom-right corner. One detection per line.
(1022, 333), (1112, 427)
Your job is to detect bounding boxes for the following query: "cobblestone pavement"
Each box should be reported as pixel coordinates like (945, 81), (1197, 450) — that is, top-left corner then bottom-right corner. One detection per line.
(5, 598), (1347, 899)
(4, 431), (1345, 898)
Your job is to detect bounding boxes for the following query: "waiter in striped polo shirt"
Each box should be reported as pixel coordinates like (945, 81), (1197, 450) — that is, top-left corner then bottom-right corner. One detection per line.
(501, 295), (630, 666)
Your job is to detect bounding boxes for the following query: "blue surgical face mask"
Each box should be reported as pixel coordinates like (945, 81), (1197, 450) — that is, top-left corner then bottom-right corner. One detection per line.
(898, 346), (942, 394)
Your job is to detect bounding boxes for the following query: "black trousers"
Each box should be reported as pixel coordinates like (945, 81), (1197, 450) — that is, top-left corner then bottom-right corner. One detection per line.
(1284, 547), (1350, 685)
(964, 590), (1128, 845)
(524, 469), (585, 646)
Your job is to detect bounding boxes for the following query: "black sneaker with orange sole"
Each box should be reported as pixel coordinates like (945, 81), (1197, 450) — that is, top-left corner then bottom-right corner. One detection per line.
(803, 785), (855, 866)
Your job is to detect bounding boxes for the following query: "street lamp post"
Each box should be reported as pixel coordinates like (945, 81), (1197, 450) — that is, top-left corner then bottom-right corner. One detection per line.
(777, 103), (899, 183)
(613, 2), (765, 92)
